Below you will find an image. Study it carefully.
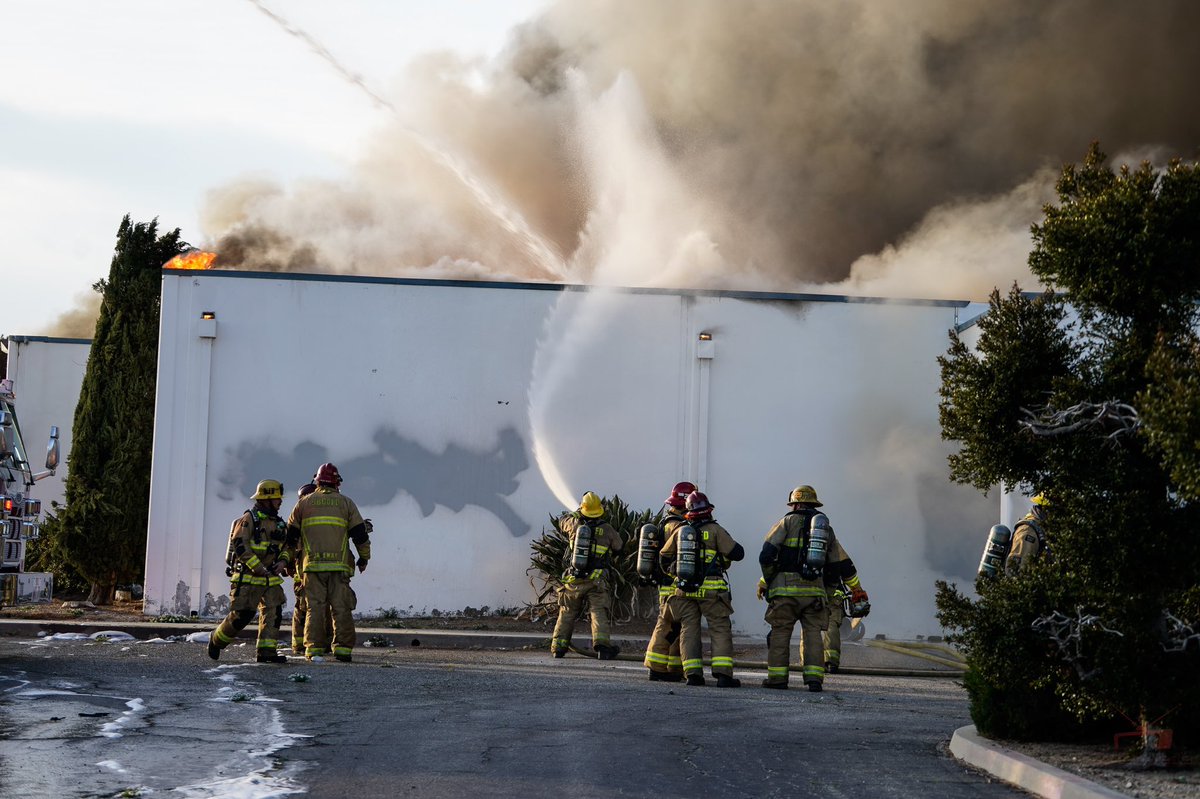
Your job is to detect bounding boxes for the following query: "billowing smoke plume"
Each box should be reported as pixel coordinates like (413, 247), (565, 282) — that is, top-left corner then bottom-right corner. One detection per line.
(203, 0), (1200, 300)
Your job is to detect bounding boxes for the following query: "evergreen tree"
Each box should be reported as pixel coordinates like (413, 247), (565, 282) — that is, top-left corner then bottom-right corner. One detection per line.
(936, 145), (1200, 749)
(53, 216), (186, 604)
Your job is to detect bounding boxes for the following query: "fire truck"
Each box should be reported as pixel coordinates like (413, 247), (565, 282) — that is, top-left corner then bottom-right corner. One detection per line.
(0, 375), (59, 606)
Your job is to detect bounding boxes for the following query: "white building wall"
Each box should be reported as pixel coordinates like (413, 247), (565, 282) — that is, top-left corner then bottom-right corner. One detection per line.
(146, 271), (995, 638)
(2, 336), (91, 509)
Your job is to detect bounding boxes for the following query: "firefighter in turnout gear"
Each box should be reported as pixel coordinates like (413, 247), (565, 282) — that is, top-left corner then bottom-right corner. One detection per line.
(758, 485), (866, 691)
(289, 481), (332, 654)
(208, 479), (292, 663)
(659, 491), (745, 687)
(551, 492), (624, 659)
(285, 463), (370, 662)
(1006, 494), (1049, 575)
(642, 481), (695, 682)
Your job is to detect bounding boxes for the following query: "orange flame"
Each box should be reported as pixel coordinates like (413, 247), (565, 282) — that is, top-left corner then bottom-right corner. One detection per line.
(163, 250), (218, 270)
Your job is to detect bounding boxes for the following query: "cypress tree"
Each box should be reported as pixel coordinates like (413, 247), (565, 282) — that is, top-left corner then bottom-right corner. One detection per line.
(54, 216), (186, 604)
(936, 146), (1200, 749)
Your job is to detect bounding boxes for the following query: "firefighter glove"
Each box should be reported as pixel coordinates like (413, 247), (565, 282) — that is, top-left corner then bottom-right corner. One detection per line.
(756, 579), (767, 600)
(272, 562), (289, 577)
(356, 557), (368, 573)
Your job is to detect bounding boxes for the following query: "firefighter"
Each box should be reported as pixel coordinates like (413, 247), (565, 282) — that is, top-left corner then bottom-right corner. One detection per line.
(551, 491), (624, 659)
(1006, 494), (1049, 574)
(289, 481), (332, 654)
(285, 463), (370, 663)
(758, 485), (867, 691)
(208, 479), (292, 663)
(643, 480), (695, 682)
(659, 490), (745, 687)
(821, 575), (848, 674)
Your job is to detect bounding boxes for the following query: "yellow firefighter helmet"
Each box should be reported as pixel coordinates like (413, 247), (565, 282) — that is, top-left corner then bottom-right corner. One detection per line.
(579, 491), (604, 518)
(788, 485), (823, 507)
(252, 479), (284, 501)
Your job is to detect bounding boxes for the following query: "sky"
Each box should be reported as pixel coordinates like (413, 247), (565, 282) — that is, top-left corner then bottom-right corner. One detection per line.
(0, 0), (546, 336)
(4, 0), (1199, 338)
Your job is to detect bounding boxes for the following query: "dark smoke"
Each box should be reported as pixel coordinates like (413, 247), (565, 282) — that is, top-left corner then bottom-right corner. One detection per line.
(203, 0), (1200, 298)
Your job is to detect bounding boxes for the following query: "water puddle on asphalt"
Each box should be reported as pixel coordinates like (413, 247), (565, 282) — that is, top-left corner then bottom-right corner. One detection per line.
(0, 639), (310, 797)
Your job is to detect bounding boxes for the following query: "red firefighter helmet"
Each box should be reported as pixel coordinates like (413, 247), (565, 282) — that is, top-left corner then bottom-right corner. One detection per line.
(665, 481), (698, 509)
(685, 490), (714, 518)
(314, 463), (342, 487)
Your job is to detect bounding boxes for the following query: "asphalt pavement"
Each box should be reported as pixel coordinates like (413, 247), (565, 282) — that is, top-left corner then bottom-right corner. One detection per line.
(0, 618), (1132, 799)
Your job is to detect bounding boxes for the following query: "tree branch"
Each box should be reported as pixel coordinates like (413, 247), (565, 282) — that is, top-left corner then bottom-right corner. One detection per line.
(1020, 400), (1142, 443)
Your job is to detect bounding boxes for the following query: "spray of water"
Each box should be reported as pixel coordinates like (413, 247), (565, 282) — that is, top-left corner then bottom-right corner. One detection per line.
(246, 0), (568, 280)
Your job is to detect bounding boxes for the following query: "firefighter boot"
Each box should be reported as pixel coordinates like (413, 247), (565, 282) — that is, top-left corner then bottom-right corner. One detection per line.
(715, 674), (741, 688)
(649, 670), (682, 683)
(596, 644), (620, 661)
(257, 650), (287, 664)
(208, 641), (221, 660)
(761, 679), (788, 689)
(685, 672), (706, 687)
(825, 661), (839, 674)
(335, 653), (353, 663)
(806, 680), (823, 693)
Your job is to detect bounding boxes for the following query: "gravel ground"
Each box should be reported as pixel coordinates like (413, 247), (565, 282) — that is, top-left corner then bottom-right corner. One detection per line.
(996, 738), (1199, 798)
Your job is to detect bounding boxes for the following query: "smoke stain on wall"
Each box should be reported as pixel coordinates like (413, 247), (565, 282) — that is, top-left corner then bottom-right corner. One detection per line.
(217, 426), (532, 537)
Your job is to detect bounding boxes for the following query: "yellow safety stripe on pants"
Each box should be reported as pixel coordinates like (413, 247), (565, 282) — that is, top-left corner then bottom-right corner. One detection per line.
(645, 652), (670, 666)
(552, 638), (570, 650)
(306, 647), (326, 657)
(710, 656), (734, 668)
(825, 650), (840, 663)
(333, 646), (352, 656)
(802, 664), (825, 679)
(213, 628), (234, 645)
(592, 634), (610, 644)
(257, 639), (278, 649)
(767, 666), (789, 679)
(682, 658), (703, 671)
(767, 585), (826, 599)
(667, 655), (682, 668)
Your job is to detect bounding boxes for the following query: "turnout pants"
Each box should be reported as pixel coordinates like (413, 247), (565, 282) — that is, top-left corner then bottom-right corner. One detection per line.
(643, 592), (683, 674)
(667, 591), (735, 678)
(292, 579), (333, 654)
(212, 581), (285, 656)
(551, 578), (612, 652)
(302, 571), (357, 658)
(823, 593), (844, 666)
(765, 595), (828, 685)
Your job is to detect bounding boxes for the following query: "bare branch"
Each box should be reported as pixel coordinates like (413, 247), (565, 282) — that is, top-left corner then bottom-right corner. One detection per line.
(1020, 400), (1142, 443)
(1161, 611), (1200, 654)
(1033, 607), (1124, 681)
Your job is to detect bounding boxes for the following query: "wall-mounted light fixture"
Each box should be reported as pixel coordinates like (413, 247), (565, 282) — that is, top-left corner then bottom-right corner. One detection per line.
(697, 331), (715, 359)
(198, 311), (217, 339)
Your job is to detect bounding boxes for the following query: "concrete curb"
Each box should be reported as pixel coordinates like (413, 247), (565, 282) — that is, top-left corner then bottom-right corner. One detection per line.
(950, 725), (1132, 799)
